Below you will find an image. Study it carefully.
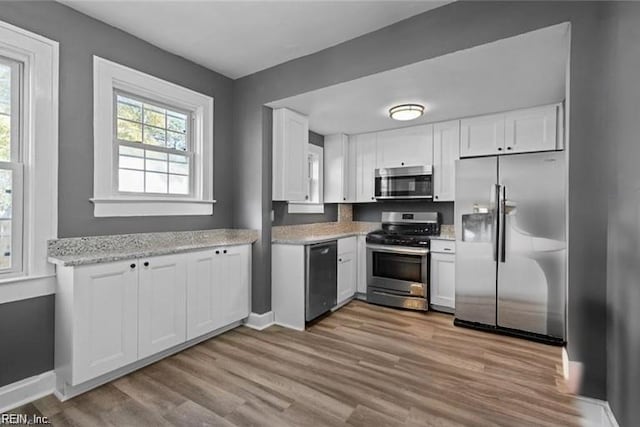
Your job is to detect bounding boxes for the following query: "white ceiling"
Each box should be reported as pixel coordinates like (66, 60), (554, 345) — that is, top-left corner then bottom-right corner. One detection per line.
(60, 0), (452, 79)
(267, 23), (571, 135)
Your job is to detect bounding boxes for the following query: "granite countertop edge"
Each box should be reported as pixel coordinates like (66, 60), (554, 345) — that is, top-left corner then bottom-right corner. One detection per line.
(272, 231), (456, 245)
(49, 231), (259, 267)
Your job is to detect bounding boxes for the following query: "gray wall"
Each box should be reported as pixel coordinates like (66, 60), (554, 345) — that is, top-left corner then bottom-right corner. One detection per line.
(0, 1), (235, 238)
(602, 4), (640, 426)
(0, 296), (54, 387)
(354, 201), (454, 225)
(232, 1), (609, 400)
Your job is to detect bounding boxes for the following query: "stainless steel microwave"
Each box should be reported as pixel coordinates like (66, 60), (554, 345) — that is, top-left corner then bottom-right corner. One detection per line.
(374, 166), (433, 200)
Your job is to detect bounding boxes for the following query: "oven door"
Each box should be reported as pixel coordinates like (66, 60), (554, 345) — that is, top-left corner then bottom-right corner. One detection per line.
(367, 244), (429, 294)
(375, 171), (433, 199)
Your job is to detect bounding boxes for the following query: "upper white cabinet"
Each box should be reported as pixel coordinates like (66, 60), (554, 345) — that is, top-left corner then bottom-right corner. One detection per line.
(273, 108), (309, 201)
(352, 132), (377, 203)
(71, 260), (139, 385)
(460, 113), (506, 158)
(376, 124), (433, 169)
(138, 254), (187, 359)
(505, 104), (561, 154)
(324, 134), (352, 203)
(460, 103), (563, 158)
(337, 237), (357, 305)
(433, 120), (460, 202)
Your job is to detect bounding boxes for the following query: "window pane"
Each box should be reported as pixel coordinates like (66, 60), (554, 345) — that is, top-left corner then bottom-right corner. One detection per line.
(169, 155), (189, 175)
(119, 169), (144, 192)
(0, 169), (12, 270)
(169, 174), (189, 195)
(0, 114), (9, 162)
(143, 125), (165, 147)
(145, 171), (167, 193)
(117, 119), (142, 142)
(119, 155), (144, 170)
(145, 158), (167, 173)
(119, 145), (144, 158)
(167, 112), (186, 133)
(0, 64), (10, 115)
(167, 131), (186, 151)
(117, 97), (142, 122)
(143, 104), (165, 128)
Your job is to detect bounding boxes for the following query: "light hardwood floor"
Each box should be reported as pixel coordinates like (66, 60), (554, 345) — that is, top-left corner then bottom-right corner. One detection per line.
(15, 300), (581, 426)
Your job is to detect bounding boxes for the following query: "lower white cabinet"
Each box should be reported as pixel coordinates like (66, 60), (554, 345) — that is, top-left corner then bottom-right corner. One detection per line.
(430, 240), (456, 311)
(187, 245), (251, 339)
(139, 254), (187, 358)
(71, 260), (139, 385)
(55, 244), (251, 392)
(337, 237), (357, 305)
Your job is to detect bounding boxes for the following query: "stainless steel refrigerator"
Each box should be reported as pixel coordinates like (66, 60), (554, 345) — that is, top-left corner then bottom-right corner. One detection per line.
(454, 151), (567, 344)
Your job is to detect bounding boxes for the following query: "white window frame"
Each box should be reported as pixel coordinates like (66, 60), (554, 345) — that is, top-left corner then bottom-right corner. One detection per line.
(0, 19), (58, 289)
(288, 144), (324, 214)
(92, 56), (215, 217)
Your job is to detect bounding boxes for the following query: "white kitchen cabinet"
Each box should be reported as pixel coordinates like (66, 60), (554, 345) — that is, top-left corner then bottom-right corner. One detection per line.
(138, 254), (187, 358)
(460, 113), (506, 158)
(356, 235), (367, 294)
(186, 245), (251, 340)
(353, 132), (377, 203)
(324, 134), (351, 203)
(505, 103), (561, 154)
(55, 244), (251, 395)
(433, 120), (460, 202)
(273, 108), (309, 201)
(65, 260), (139, 385)
(430, 240), (455, 311)
(376, 124), (433, 169)
(337, 237), (357, 305)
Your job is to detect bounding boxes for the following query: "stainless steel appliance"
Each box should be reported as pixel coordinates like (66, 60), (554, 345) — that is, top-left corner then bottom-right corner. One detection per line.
(375, 166), (433, 200)
(454, 151), (567, 344)
(305, 241), (338, 322)
(366, 212), (440, 311)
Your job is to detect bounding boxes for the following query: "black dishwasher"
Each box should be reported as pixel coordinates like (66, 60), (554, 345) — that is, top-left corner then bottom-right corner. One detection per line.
(305, 241), (337, 322)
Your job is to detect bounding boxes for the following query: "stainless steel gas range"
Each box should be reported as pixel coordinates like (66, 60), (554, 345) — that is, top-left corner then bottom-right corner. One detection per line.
(366, 212), (440, 311)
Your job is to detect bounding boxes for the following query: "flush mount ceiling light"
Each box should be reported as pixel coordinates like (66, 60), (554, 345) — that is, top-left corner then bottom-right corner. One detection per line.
(389, 104), (425, 121)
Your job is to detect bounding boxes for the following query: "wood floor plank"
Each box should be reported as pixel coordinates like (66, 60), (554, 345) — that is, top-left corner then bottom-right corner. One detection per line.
(23, 300), (580, 426)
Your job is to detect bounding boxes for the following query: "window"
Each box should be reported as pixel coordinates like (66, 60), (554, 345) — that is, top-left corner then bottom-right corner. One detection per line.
(93, 57), (214, 217)
(288, 144), (324, 214)
(0, 20), (58, 287)
(0, 57), (23, 274)
(115, 93), (192, 196)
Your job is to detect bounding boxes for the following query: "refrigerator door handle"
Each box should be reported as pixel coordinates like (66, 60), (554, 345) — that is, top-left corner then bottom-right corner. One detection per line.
(500, 186), (507, 263)
(493, 184), (501, 262)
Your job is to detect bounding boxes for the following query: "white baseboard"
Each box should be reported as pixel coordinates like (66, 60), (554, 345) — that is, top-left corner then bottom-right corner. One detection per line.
(575, 396), (620, 427)
(243, 311), (275, 330)
(0, 371), (55, 413)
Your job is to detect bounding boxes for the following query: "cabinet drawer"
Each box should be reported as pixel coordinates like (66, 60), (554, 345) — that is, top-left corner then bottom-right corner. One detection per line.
(430, 239), (455, 254)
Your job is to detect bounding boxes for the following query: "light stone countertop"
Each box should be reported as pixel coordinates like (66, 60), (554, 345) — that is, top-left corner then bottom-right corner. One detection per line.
(48, 229), (259, 267)
(272, 222), (456, 245)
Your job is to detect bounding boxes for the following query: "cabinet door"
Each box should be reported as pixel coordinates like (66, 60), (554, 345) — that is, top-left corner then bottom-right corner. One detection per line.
(376, 125), (433, 168)
(273, 108), (309, 201)
(356, 235), (367, 294)
(216, 245), (251, 328)
(433, 120), (460, 202)
(138, 254), (187, 358)
(354, 132), (377, 203)
(460, 113), (505, 158)
(337, 237), (357, 305)
(430, 253), (455, 309)
(324, 134), (349, 203)
(505, 104), (559, 154)
(73, 261), (138, 384)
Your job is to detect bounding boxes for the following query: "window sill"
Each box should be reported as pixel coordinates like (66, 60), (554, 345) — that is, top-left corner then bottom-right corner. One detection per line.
(90, 197), (216, 217)
(288, 203), (325, 214)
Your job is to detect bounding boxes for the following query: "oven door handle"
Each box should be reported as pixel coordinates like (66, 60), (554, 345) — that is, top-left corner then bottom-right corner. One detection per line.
(366, 244), (430, 256)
